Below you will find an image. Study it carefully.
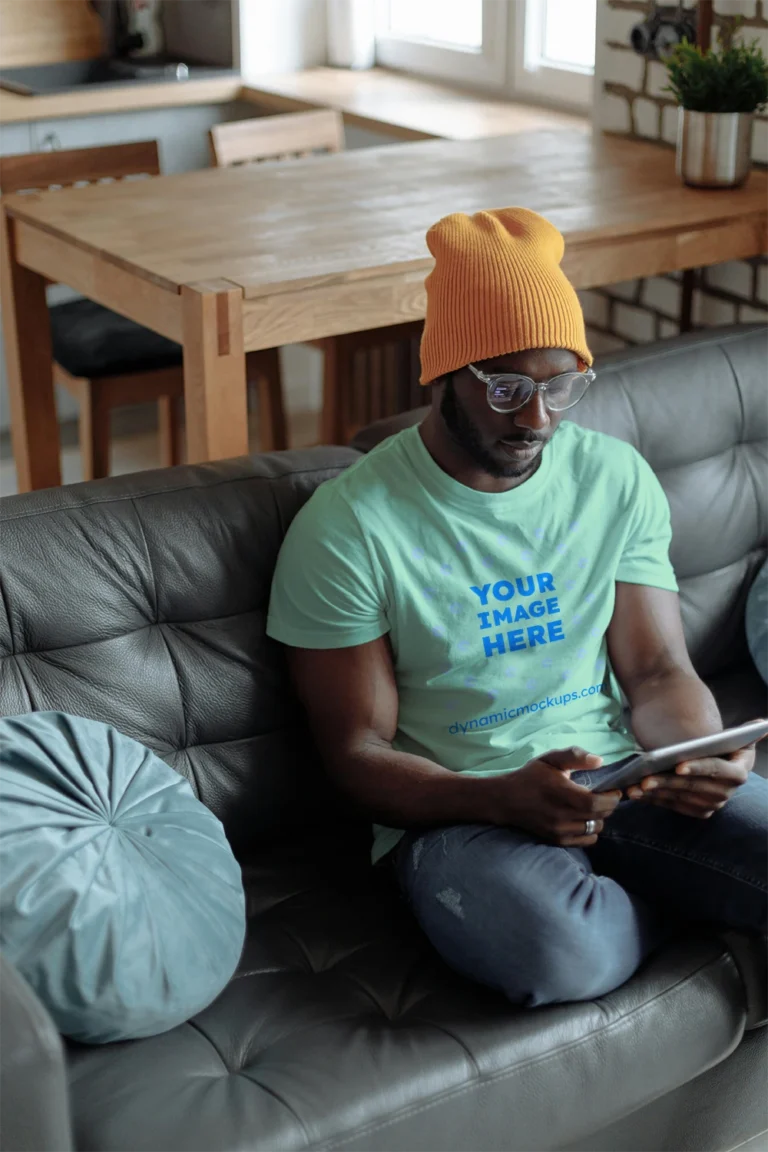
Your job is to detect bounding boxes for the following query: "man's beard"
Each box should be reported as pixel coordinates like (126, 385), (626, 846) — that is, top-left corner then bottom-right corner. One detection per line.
(440, 377), (547, 479)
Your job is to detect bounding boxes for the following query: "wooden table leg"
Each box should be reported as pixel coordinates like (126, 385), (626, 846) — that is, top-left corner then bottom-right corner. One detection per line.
(181, 281), (249, 463)
(0, 209), (60, 491)
(320, 334), (354, 446)
(680, 268), (695, 332)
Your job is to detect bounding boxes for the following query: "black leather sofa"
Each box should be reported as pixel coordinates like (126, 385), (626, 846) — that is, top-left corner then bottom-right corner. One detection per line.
(1, 326), (766, 1152)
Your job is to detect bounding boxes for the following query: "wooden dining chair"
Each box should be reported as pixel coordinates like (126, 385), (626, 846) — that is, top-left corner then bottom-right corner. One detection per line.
(0, 142), (289, 479)
(209, 111), (424, 445)
(0, 142), (186, 480)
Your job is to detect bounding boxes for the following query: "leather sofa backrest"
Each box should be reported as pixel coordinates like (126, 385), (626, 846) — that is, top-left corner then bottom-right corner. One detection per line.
(573, 326), (767, 675)
(353, 326), (768, 678)
(0, 451), (362, 861)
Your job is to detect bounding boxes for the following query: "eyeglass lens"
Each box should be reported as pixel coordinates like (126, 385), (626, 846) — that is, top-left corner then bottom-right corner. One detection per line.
(488, 373), (590, 413)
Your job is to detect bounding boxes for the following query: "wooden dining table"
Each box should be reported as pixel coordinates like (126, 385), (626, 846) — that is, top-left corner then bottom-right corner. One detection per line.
(2, 129), (766, 491)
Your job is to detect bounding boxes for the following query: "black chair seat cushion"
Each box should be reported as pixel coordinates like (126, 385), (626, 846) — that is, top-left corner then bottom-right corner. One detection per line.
(50, 300), (181, 380)
(64, 854), (748, 1152)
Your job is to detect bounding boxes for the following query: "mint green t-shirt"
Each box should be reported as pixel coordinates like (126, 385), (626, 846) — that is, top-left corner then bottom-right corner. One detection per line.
(267, 421), (678, 862)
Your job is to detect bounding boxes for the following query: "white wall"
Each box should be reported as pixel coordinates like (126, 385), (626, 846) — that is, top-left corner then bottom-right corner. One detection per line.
(239, 0), (327, 78)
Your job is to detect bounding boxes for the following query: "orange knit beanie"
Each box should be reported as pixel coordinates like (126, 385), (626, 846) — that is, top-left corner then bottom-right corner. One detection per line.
(419, 206), (592, 385)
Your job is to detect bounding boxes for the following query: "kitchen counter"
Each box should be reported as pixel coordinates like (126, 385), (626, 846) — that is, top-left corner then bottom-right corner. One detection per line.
(0, 74), (244, 123)
(0, 67), (587, 141)
(240, 67), (589, 141)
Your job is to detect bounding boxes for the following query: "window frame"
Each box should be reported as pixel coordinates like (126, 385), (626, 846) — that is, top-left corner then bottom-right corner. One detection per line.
(373, 0), (595, 110)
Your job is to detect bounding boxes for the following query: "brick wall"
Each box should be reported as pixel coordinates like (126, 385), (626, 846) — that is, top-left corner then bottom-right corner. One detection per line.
(585, 0), (768, 353)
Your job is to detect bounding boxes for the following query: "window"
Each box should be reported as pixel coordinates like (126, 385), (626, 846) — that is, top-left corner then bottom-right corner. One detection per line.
(375, 0), (596, 109)
(515, 0), (596, 106)
(386, 0), (482, 49)
(375, 0), (508, 88)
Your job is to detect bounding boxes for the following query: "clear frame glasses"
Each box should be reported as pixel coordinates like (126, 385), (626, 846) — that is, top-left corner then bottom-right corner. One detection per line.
(468, 363), (596, 414)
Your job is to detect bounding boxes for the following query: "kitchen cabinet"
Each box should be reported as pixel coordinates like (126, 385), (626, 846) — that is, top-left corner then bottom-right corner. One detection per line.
(0, 122), (33, 154)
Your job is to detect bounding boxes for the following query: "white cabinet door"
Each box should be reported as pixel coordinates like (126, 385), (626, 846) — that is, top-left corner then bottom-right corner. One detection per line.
(31, 100), (256, 173)
(0, 122), (34, 157)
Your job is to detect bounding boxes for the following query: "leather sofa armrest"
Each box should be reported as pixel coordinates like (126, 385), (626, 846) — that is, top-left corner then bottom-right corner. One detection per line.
(720, 931), (768, 1030)
(0, 953), (74, 1152)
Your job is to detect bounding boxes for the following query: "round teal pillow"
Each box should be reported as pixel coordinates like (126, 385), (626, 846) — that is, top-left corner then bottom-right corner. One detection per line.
(746, 560), (768, 685)
(0, 712), (246, 1044)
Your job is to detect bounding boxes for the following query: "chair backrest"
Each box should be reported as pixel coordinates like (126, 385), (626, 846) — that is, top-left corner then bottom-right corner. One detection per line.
(210, 110), (345, 168)
(0, 141), (160, 196)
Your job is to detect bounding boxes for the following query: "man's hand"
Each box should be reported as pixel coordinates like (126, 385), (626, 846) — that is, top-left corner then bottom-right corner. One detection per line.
(626, 746), (755, 818)
(486, 747), (622, 847)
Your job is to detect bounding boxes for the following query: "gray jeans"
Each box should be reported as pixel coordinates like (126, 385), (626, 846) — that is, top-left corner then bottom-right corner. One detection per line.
(394, 767), (768, 1006)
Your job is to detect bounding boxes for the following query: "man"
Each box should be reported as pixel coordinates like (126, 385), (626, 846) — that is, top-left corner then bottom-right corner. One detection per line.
(268, 207), (767, 1006)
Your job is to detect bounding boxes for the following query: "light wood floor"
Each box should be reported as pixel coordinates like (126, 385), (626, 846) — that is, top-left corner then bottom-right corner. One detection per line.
(0, 408), (321, 498)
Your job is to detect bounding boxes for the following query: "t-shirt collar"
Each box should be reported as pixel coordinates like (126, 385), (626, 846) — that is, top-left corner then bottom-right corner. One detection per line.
(401, 422), (558, 512)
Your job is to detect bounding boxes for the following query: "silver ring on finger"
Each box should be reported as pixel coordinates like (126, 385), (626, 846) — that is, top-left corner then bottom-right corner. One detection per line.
(584, 818), (598, 835)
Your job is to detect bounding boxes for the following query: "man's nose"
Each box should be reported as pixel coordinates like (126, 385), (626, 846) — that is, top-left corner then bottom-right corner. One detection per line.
(513, 390), (550, 432)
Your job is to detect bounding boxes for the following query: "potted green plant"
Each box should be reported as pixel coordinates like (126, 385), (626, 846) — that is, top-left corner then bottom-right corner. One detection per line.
(664, 23), (768, 188)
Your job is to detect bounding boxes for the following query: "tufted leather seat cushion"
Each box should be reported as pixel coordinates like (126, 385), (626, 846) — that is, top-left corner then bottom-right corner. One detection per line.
(0, 454), (760, 1151)
(50, 299), (181, 379)
(63, 856), (747, 1152)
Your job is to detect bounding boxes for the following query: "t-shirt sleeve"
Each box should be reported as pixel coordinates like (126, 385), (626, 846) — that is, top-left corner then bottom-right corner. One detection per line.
(615, 450), (679, 592)
(267, 487), (388, 649)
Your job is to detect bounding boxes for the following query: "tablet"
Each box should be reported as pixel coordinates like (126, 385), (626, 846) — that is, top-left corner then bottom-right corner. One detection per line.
(590, 718), (768, 793)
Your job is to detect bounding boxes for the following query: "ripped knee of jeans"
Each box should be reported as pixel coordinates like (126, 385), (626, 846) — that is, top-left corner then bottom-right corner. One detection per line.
(411, 836), (426, 872)
(435, 886), (466, 920)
